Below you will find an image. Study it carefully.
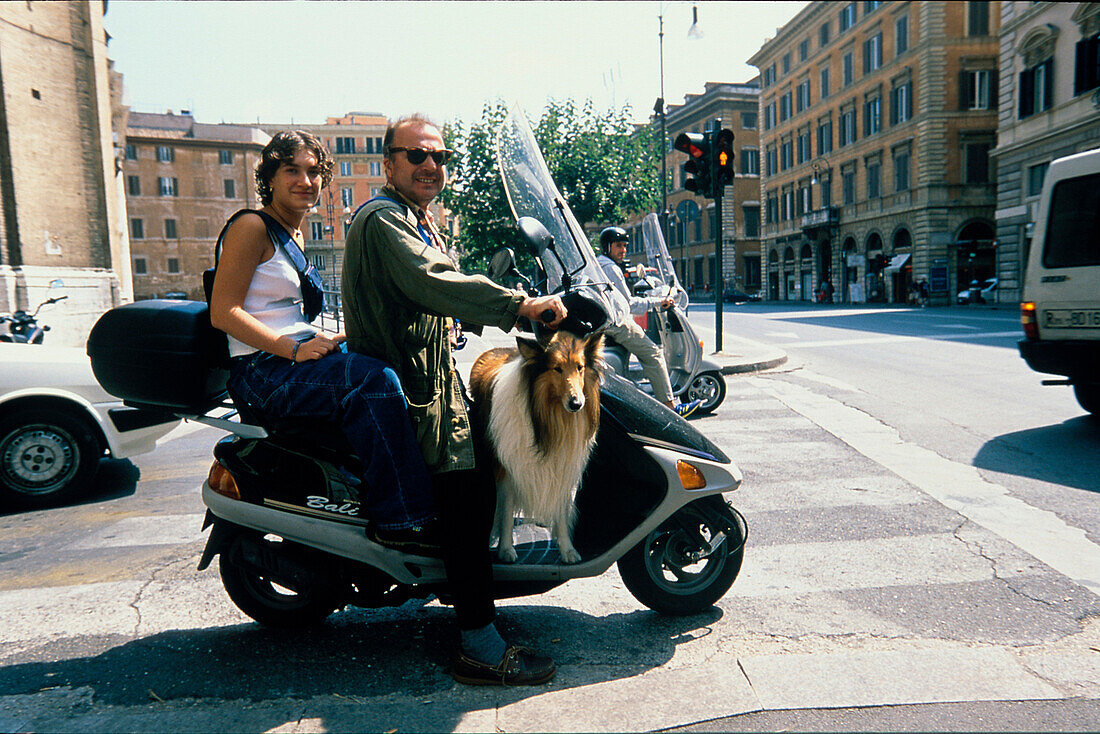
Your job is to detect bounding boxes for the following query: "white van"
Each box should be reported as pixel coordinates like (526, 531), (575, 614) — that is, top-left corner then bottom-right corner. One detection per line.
(1018, 147), (1100, 417)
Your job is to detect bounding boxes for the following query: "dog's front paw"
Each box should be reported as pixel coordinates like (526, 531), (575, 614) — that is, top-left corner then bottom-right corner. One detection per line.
(558, 547), (582, 564)
(498, 546), (518, 563)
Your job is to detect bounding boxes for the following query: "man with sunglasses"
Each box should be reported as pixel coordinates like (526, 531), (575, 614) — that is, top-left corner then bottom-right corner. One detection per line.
(342, 116), (565, 687)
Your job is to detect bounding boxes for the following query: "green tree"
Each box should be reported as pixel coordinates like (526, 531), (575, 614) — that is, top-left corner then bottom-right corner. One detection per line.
(442, 99), (661, 275)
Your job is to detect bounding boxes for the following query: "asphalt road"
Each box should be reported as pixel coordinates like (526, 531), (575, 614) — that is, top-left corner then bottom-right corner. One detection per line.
(1, 305), (1098, 732)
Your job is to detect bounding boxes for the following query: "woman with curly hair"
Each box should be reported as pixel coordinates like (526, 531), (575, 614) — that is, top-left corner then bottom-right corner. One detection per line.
(210, 130), (440, 551)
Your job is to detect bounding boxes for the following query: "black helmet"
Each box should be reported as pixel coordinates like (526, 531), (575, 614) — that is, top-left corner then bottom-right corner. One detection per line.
(599, 226), (628, 253)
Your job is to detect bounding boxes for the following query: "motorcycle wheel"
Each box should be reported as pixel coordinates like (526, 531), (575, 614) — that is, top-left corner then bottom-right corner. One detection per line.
(219, 533), (341, 628)
(686, 371), (726, 414)
(617, 497), (744, 616)
(0, 407), (101, 509)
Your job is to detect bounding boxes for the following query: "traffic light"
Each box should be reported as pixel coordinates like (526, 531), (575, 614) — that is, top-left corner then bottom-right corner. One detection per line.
(714, 128), (735, 189)
(674, 132), (713, 198)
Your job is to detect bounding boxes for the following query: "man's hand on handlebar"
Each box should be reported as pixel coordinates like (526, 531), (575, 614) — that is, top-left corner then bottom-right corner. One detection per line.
(518, 295), (567, 328)
(660, 296), (675, 310)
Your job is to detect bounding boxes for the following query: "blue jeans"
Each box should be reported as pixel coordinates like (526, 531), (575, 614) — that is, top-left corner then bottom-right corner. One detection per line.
(227, 348), (435, 530)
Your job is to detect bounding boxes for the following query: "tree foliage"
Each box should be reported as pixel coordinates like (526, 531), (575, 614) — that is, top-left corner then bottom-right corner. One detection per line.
(441, 99), (661, 274)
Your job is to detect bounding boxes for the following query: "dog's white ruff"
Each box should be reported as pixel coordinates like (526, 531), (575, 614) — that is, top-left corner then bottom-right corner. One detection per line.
(487, 356), (596, 562)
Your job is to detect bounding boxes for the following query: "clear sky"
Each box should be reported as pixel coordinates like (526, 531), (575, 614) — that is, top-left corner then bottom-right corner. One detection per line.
(105, 0), (807, 128)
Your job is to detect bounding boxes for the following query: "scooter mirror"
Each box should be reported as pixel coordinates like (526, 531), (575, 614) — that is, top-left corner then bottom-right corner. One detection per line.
(488, 248), (518, 284)
(517, 216), (553, 255)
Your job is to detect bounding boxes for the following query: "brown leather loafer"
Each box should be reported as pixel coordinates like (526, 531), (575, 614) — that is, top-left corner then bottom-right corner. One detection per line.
(452, 645), (556, 686)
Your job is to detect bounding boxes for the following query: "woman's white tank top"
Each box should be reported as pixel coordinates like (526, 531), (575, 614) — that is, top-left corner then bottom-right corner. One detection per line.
(226, 245), (317, 358)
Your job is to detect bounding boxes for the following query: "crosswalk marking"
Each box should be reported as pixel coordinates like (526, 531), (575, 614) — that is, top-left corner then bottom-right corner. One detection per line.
(64, 514), (207, 549)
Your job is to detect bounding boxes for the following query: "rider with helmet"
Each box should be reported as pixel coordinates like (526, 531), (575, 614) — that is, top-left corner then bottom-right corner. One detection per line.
(597, 226), (701, 418)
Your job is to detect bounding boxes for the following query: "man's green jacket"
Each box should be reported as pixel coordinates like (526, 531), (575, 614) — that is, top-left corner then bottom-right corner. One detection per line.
(341, 187), (525, 474)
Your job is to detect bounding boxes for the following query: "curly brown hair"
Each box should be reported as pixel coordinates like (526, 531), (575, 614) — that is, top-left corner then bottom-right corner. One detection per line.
(255, 130), (334, 205)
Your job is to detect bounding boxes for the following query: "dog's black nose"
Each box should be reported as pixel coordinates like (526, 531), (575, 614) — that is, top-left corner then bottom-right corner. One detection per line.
(567, 396), (584, 413)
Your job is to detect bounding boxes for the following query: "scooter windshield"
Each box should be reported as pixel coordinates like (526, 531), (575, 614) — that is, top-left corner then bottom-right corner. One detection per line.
(641, 213), (688, 311)
(496, 109), (626, 325)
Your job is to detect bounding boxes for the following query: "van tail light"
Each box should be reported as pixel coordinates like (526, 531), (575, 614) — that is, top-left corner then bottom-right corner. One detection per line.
(207, 461), (241, 500)
(1021, 302), (1039, 340)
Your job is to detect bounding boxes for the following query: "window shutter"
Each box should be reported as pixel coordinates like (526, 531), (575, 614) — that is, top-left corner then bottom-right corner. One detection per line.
(960, 71), (971, 110)
(1019, 69), (1034, 118)
(890, 88), (898, 125)
(1076, 37), (1090, 95)
(907, 83), (914, 119)
(1043, 59), (1054, 110)
(989, 69), (999, 108)
(863, 40), (871, 74)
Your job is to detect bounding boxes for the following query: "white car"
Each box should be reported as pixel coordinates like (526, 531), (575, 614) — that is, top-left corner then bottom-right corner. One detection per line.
(957, 277), (998, 305)
(0, 343), (179, 509)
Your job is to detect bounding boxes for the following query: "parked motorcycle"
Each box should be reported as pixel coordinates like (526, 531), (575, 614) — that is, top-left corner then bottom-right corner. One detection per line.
(85, 108), (746, 627)
(602, 213), (727, 414)
(1, 280), (67, 344)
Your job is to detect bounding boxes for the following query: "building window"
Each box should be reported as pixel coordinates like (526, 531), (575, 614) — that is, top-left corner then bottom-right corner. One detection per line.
(779, 91), (792, 121)
(743, 206), (760, 238)
(964, 138), (993, 184)
(167, 257), (180, 274)
(374, 137), (383, 153)
(866, 159), (881, 198)
(336, 137), (357, 154)
(820, 67), (831, 99)
(799, 180), (813, 214)
(219, 150), (233, 165)
(157, 176), (178, 197)
(894, 149), (910, 192)
(863, 33), (883, 74)
(224, 179), (236, 198)
(799, 38), (810, 62)
(817, 118), (833, 155)
(820, 21), (831, 47)
(968, 1), (990, 37)
(782, 189), (795, 221)
(741, 111), (757, 129)
(311, 221), (324, 240)
(796, 78), (811, 112)
(764, 102), (776, 130)
(962, 69), (996, 110)
(896, 14), (909, 55)
(891, 80), (913, 124)
(125, 144), (137, 161)
(782, 53), (791, 74)
(131, 219), (145, 239)
(1027, 161), (1050, 197)
(1019, 58), (1053, 118)
(365, 138), (375, 154)
(843, 52), (855, 86)
(763, 64), (776, 87)
(864, 1), (882, 15)
(164, 218), (177, 239)
(341, 187), (353, 208)
(863, 96), (882, 136)
(765, 195), (779, 224)
(741, 148), (760, 175)
(133, 257), (147, 275)
(797, 129), (812, 164)
(842, 167), (856, 204)
(766, 146), (778, 176)
(1074, 32), (1100, 96)
(840, 3), (856, 32)
(313, 254), (326, 271)
(820, 172), (833, 206)
(156, 145), (173, 163)
(369, 161), (382, 176)
(127, 175), (141, 196)
(839, 107), (857, 146)
(339, 161), (352, 176)
(780, 139), (794, 170)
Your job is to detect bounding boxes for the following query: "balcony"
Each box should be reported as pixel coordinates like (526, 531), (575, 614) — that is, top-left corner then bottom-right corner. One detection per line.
(800, 207), (838, 232)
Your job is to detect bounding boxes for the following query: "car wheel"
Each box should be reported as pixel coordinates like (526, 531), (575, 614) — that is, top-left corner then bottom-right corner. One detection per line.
(0, 407), (102, 509)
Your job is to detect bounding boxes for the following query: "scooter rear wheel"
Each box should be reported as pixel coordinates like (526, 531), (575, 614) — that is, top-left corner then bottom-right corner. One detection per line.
(617, 497), (744, 616)
(219, 533), (341, 628)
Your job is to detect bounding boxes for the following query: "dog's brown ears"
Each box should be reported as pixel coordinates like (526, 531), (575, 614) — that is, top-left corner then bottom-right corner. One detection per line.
(516, 336), (543, 361)
(584, 333), (604, 364)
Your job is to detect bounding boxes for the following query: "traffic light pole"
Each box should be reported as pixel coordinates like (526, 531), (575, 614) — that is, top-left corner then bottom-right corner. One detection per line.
(713, 182), (723, 353)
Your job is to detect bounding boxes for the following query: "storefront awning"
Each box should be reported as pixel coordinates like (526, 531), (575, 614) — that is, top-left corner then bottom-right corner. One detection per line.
(884, 253), (911, 274)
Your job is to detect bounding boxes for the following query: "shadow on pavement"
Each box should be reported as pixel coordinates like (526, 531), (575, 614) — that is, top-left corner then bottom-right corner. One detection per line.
(0, 602), (723, 730)
(0, 458), (139, 517)
(973, 415), (1100, 493)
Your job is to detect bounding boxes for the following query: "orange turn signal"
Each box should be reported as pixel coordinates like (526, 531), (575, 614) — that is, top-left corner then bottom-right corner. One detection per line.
(1020, 301), (1038, 340)
(676, 460), (707, 489)
(207, 461), (241, 500)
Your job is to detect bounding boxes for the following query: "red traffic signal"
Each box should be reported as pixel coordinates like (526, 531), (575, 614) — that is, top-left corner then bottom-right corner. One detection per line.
(673, 132), (713, 197)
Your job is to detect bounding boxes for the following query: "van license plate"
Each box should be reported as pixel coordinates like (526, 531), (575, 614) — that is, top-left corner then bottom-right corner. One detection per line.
(1044, 310), (1100, 328)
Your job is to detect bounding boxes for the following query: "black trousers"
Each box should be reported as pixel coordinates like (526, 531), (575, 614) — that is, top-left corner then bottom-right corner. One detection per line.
(430, 409), (498, 631)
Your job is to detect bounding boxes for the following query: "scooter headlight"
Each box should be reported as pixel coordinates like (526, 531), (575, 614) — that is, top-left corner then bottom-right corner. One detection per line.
(676, 460), (707, 489)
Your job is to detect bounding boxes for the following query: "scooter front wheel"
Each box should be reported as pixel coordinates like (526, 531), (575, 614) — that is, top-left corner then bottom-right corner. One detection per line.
(219, 532), (341, 628)
(617, 497), (744, 616)
(686, 371), (726, 414)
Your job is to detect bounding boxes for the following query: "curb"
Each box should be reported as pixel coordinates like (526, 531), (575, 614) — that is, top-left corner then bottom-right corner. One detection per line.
(719, 353), (788, 375)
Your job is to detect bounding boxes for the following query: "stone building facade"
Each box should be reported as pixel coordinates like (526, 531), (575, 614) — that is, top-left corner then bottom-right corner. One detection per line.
(626, 81), (762, 297)
(992, 2), (1100, 304)
(749, 1), (1000, 305)
(123, 112), (268, 301)
(0, 0), (131, 344)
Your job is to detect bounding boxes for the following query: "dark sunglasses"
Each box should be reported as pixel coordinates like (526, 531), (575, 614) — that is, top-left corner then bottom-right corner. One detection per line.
(389, 147), (454, 166)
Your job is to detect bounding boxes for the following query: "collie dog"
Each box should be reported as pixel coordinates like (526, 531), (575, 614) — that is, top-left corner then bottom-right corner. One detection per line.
(469, 331), (603, 563)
